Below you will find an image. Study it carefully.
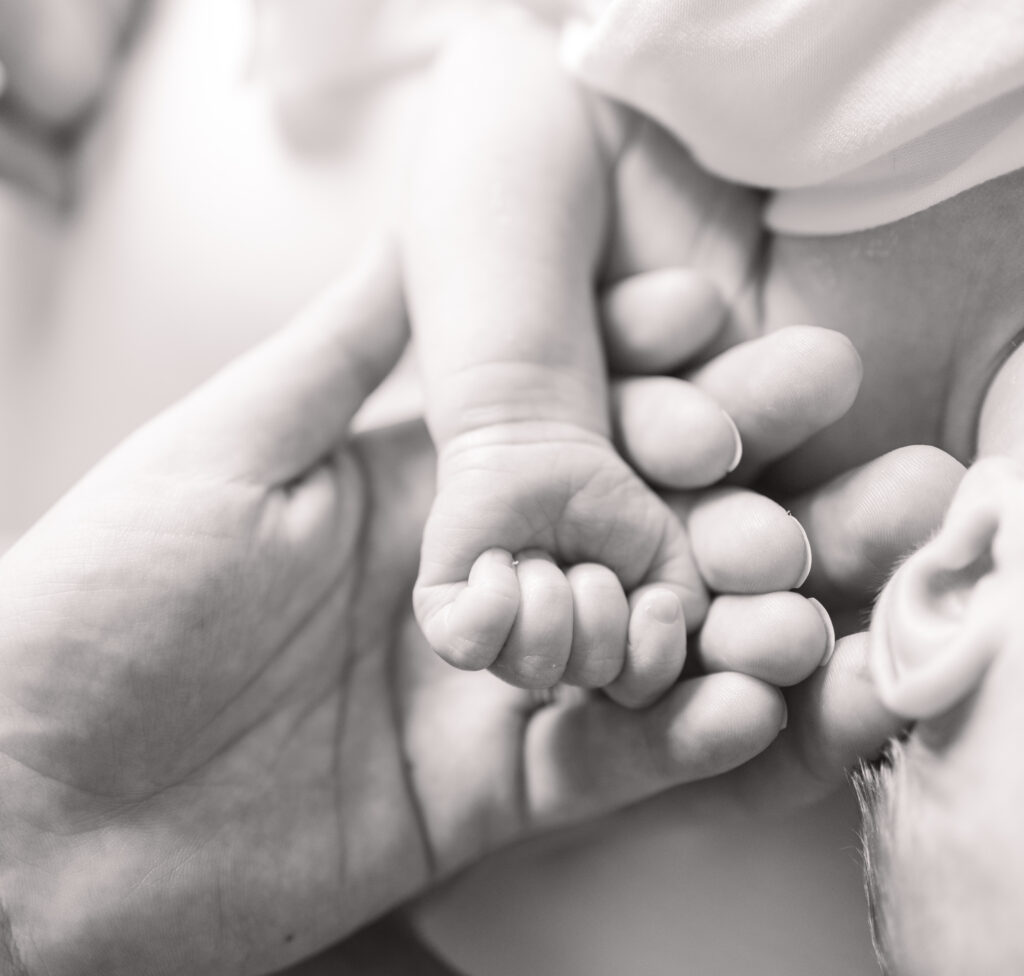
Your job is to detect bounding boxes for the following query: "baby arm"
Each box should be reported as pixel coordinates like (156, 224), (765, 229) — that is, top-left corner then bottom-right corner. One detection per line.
(405, 10), (737, 697)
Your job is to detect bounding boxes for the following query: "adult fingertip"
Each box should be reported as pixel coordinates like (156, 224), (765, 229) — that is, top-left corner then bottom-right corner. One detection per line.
(792, 516), (813, 588)
(662, 673), (785, 778)
(695, 591), (833, 686)
(613, 378), (743, 488)
(796, 632), (907, 776)
(791, 445), (965, 602)
(688, 489), (811, 593)
(724, 411), (743, 473)
(777, 325), (863, 420)
(687, 325), (864, 484)
(808, 598), (836, 667)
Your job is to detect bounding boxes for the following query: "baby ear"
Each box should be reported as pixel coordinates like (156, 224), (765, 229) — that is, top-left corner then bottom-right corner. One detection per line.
(871, 457), (1024, 720)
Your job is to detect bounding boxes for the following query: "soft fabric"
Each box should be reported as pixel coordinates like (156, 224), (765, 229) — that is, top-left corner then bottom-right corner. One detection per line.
(250, 0), (475, 97)
(557, 0), (1024, 234)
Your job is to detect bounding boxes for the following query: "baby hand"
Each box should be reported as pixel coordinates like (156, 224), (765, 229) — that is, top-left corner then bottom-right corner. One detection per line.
(404, 7), (797, 704)
(414, 421), (712, 702)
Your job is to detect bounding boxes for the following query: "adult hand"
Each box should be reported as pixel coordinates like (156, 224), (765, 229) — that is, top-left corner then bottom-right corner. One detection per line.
(593, 112), (966, 810)
(0, 244), (795, 976)
(602, 267), (966, 813)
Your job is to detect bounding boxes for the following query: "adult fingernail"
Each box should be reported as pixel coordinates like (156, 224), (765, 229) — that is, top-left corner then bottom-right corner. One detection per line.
(808, 597), (836, 667)
(791, 516), (813, 588)
(723, 411), (743, 473)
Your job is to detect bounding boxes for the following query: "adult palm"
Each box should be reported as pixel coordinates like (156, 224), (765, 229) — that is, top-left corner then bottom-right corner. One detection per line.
(0, 248), (788, 976)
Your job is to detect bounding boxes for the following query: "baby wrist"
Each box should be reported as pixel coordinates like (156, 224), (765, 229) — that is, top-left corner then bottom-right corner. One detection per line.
(425, 365), (610, 447)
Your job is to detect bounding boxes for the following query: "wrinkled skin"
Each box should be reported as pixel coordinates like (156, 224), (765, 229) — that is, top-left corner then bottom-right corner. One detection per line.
(0, 238), (962, 974)
(0, 249), (818, 975)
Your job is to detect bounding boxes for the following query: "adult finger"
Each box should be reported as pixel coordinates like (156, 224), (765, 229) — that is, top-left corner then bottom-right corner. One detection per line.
(150, 239), (409, 485)
(611, 376), (742, 489)
(602, 268), (725, 374)
(687, 326), (862, 482)
(610, 327), (861, 490)
(524, 671), (785, 829)
(695, 632), (906, 816)
(604, 113), (762, 338)
(788, 445), (965, 610)
(676, 487), (812, 594)
(693, 592), (834, 687)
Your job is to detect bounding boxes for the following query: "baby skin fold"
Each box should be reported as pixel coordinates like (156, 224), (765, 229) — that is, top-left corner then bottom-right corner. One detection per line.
(404, 9), (807, 701)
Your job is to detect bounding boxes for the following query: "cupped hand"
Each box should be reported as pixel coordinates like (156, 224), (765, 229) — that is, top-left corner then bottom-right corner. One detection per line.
(601, 266), (966, 812)
(0, 245), (790, 976)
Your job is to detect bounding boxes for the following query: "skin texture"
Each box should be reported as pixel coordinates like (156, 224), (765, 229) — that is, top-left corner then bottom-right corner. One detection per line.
(0, 235), (956, 973)
(400, 13), (1024, 973)
(602, 174), (1024, 903)
(0, 12), (947, 967)
(404, 6), (966, 721)
(597, 164), (1024, 972)
(862, 461), (1024, 976)
(0, 245), (884, 975)
(599, 280), (962, 817)
(847, 177), (1024, 974)
(7, 6), (1018, 970)
(406, 10), (764, 696)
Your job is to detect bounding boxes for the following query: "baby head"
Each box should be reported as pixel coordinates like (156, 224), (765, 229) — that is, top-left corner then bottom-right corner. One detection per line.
(858, 457), (1024, 974)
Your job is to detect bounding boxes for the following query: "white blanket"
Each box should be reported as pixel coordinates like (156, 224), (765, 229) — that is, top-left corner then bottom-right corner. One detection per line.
(559, 0), (1024, 233)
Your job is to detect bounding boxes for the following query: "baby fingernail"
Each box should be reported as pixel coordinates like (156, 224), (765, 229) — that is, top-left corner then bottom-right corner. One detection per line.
(646, 590), (682, 625)
(483, 548), (514, 567)
(779, 698), (789, 731)
(722, 411), (743, 473)
(517, 548), (555, 564)
(808, 598), (836, 667)
(791, 517), (813, 588)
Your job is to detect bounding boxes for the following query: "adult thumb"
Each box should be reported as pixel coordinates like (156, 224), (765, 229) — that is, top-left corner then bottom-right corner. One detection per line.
(159, 239), (408, 485)
(523, 673), (786, 830)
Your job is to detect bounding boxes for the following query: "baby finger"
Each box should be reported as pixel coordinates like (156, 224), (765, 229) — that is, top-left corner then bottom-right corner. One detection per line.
(490, 550), (573, 690)
(605, 586), (687, 709)
(562, 563), (629, 688)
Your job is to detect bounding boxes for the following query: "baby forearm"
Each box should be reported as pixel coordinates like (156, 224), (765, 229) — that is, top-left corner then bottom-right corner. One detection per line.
(403, 7), (611, 447)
